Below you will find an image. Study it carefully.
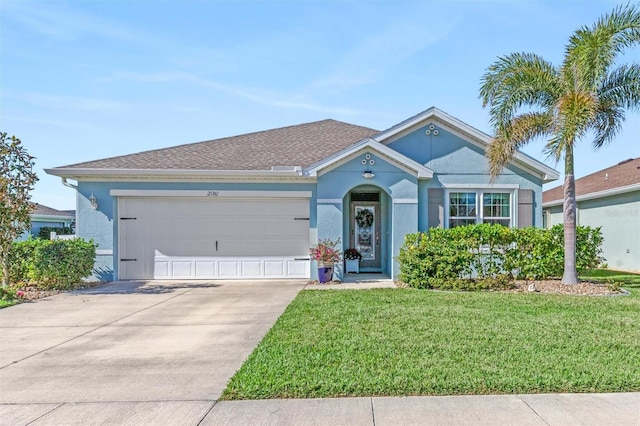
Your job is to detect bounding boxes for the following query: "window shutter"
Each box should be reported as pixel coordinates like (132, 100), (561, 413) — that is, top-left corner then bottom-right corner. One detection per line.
(428, 188), (444, 229)
(517, 189), (534, 228)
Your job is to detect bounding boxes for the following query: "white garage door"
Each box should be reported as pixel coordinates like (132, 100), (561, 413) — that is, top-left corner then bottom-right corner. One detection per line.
(118, 197), (310, 280)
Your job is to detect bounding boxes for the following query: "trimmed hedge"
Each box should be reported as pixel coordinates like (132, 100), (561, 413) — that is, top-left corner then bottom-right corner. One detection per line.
(38, 226), (74, 240)
(398, 224), (603, 290)
(7, 238), (97, 289)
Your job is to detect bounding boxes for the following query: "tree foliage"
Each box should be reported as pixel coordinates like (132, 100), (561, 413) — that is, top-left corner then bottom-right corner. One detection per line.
(0, 133), (38, 286)
(479, 4), (640, 284)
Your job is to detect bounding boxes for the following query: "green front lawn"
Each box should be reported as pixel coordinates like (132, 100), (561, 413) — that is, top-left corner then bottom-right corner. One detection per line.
(222, 271), (640, 399)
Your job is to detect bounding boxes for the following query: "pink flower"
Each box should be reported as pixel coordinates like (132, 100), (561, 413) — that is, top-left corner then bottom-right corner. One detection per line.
(16, 291), (26, 298)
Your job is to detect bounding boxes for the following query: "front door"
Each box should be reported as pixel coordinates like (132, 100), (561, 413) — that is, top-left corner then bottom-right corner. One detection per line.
(350, 200), (381, 271)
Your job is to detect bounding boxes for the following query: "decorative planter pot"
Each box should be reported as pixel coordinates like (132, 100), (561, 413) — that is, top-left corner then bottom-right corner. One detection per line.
(317, 261), (334, 283)
(345, 259), (359, 273)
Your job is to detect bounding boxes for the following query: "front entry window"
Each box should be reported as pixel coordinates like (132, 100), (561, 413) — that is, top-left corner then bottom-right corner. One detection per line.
(355, 206), (375, 260)
(448, 191), (513, 228)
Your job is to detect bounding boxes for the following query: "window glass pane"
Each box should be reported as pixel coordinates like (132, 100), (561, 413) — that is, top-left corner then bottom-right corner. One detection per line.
(483, 193), (510, 218)
(449, 192), (476, 227)
(482, 192), (510, 226)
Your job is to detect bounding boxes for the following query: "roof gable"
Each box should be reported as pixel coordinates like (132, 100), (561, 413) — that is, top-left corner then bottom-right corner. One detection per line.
(543, 158), (640, 205)
(305, 138), (433, 179)
(374, 107), (559, 183)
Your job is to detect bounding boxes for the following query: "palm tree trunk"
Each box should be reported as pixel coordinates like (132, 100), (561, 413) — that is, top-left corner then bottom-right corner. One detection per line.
(561, 144), (579, 284)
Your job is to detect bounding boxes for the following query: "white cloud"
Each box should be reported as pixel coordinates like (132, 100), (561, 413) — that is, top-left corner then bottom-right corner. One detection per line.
(2, 1), (150, 43)
(105, 71), (364, 116)
(18, 93), (125, 111)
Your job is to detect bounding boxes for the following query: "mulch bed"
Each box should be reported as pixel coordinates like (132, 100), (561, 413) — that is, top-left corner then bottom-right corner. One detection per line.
(16, 282), (104, 302)
(309, 279), (626, 296)
(510, 280), (626, 296)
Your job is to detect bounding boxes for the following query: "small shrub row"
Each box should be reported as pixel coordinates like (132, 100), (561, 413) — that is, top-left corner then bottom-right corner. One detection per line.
(38, 226), (74, 240)
(7, 238), (97, 290)
(398, 224), (603, 289)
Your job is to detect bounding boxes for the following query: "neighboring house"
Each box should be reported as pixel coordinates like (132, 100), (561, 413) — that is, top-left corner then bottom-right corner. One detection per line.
(17, 203), (75, 241)
(543, 158), (640, 272)
(45, 107), (558, 281)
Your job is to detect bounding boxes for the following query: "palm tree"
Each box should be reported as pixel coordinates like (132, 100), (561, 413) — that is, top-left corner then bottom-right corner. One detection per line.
(479, 4), (640, 284)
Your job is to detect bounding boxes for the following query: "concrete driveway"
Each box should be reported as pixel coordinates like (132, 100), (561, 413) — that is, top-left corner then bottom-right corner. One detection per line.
(0, 279), (306, 424)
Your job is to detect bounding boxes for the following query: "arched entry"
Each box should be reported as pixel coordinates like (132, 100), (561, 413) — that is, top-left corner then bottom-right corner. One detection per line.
(346, 185), (389, 273)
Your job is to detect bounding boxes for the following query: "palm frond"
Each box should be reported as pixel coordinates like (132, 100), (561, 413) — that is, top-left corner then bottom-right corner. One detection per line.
(599, 64), (640, 111)
(555, 91), (599, 154)
(564, 3), (640, 88)
(480, 52), (560, 131)
(592, 103), (625, 149)
(486, 112), (553, 179)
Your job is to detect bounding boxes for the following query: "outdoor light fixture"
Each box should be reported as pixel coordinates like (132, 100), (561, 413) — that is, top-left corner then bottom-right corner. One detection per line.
(361, 154), (375, 178)
(89, 193), (98, 210)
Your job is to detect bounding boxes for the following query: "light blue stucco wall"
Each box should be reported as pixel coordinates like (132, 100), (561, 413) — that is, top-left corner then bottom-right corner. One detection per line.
(76, 181), (317, 281)
(545, 191), (640, 272)
(317, 151), (418, 279)
(389, 122), (545, 229)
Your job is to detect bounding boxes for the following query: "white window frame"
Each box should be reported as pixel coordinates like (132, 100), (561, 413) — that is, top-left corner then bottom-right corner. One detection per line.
(443, 185), (518, 228)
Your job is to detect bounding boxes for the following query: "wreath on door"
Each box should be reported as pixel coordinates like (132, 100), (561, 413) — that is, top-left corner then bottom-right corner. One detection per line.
(355, 208), (374, 228)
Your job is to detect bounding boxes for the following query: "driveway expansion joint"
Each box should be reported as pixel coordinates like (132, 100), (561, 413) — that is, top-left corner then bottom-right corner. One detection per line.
(196, 401), (218, 426)
(516, 394), (551, 426)
(24, 403), (64, 426)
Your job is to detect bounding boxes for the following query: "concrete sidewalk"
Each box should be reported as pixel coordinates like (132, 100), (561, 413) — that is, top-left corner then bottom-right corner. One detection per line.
(2, 392), (638, 425)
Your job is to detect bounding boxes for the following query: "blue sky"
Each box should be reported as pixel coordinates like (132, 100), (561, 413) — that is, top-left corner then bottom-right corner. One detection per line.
(1, 0), (638, 210)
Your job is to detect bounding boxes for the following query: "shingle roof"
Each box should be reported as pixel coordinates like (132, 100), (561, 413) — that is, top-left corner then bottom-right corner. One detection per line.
(59, 119), (378, 171)
(543, 158), (640, 203)
(30, 203), (75, 217)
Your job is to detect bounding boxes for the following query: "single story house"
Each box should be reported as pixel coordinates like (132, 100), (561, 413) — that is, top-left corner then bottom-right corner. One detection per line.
(17, 203), (75, 241)
(543, 158), (640, 272)
(46, 107), (559, 281)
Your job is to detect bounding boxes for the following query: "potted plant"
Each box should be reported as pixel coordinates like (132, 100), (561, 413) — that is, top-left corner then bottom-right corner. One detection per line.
(344, 248), (362, 273)
(309, 238), (342, 283)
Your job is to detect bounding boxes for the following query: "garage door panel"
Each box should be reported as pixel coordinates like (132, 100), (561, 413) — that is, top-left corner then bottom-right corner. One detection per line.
(119, 197), (310, 280)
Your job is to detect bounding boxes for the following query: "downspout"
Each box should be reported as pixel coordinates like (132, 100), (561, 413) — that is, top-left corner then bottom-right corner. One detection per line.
(61, 177), (78, 190)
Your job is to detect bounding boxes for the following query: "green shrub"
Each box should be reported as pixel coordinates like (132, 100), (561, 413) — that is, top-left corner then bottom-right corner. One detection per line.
(8, 238), (39, 283)
(7, 238), (96, 289)
(398, 224), (603, 289)
(38, 226), (74, 240)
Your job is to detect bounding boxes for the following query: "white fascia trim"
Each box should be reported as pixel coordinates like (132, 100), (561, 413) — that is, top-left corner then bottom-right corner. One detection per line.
(392, 199), (418, 204)
(317, 198), (343, 204)
(306, 138), (433, 179)
(542, 182), (640, 207)
(442, 183), (520, 189)
(110, 189), (312, 198)
(373, 107), (559, 183)
(30, 214), (74, 221)
(45, 168), (306, 180)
